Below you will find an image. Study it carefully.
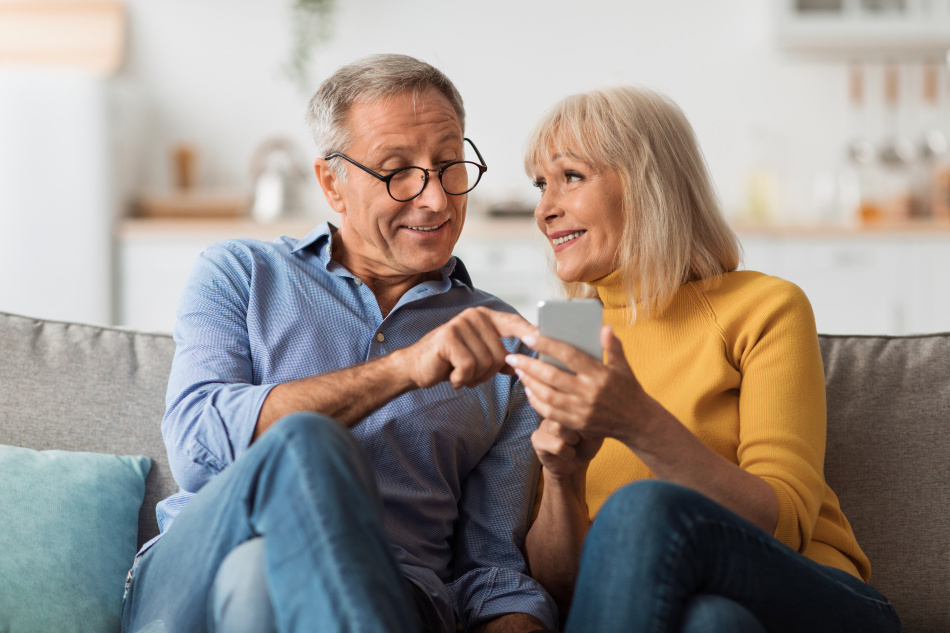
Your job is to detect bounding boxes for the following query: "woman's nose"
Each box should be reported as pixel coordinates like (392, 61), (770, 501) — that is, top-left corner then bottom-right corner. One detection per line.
(534, 192), (560, 223)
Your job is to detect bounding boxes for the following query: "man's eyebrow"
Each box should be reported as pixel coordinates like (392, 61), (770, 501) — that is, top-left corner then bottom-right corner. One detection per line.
(373, 135), (464, 157)
(372, 143), (410, 155)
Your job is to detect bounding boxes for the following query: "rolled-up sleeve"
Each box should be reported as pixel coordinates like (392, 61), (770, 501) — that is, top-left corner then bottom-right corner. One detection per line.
(162, 244), (276, 494)
(446, 373), (558, 630)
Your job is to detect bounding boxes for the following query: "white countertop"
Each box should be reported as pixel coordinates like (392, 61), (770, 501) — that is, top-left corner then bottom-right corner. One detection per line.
(118, 215), (950, 242)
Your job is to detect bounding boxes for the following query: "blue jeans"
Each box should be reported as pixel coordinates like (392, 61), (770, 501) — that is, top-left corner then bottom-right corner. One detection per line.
(121, 412), (423, 633)
(565, 481), (901, 633)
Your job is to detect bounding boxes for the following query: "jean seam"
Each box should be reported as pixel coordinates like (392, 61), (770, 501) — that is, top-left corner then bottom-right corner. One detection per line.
(655, 518), (689, 631)
(279, 421), (367, 630)
(684, 514), (898, 614)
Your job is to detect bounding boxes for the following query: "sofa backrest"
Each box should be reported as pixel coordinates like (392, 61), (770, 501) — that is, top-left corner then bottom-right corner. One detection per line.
(2, 310), (948, 631)
(820, 333), (950, 633)
(0, 311), (177, 547)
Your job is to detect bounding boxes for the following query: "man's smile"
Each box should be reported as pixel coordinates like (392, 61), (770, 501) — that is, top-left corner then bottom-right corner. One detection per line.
(403, 220), (448, 233)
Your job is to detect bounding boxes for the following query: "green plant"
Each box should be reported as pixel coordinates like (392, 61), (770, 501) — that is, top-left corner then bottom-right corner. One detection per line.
(286, 0), (336, 91)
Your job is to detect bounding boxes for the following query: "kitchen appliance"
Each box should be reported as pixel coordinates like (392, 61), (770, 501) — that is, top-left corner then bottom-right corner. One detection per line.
(248, 138), (308, 223)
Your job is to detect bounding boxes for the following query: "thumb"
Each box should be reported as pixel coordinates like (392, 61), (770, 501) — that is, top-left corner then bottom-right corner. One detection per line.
(602, 323), (626, 366)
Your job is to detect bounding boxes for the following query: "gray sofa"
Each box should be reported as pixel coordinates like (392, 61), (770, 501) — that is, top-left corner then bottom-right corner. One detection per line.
(1, 309), (948, 632)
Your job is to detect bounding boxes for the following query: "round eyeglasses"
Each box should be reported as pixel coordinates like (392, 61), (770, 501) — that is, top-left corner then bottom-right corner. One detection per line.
(324, 138), (488, 202)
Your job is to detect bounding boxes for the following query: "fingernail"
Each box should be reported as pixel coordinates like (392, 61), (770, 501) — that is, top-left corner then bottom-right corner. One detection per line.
(524, 386), (533, 397)
(521, 335), (538, 347)
(505, 354), (519, 367)
(514, 368), (525, 379)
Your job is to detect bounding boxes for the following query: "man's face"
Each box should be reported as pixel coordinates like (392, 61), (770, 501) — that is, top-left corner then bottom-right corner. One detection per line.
(322, 90), (467, 282)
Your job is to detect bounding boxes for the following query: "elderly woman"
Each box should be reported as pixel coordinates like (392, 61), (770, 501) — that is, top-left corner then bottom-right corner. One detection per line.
(504, 87), (901, 633)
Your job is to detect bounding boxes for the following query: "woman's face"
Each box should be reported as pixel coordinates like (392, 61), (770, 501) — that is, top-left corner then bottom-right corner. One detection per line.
(531, 151), (626, 284)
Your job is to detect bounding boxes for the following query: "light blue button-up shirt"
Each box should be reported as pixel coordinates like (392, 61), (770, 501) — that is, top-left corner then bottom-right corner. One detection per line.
(157, 221), (556, 631)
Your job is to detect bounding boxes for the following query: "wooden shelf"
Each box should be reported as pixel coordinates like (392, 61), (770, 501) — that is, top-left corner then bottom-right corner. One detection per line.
(732, 219), (950, 237)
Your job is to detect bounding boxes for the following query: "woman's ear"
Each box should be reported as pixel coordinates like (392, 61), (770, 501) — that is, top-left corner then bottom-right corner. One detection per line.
(314, 158), (345, 215)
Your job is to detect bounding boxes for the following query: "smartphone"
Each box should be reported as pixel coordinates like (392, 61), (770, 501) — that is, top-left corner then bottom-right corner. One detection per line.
(537, 299), (603, 372)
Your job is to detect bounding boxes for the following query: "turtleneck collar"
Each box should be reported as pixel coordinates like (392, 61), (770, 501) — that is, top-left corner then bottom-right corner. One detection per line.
(588, 268), (633, 309)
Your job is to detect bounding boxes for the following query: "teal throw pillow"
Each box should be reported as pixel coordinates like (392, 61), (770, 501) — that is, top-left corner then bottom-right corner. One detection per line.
(0, 445), (151, 633)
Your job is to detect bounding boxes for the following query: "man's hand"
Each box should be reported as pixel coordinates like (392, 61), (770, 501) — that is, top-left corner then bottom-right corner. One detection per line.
(399, 307), (537, 390)
(255, 307), (536, 438)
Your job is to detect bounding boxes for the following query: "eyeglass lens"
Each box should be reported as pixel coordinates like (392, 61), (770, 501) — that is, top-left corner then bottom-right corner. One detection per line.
(389, 162), (483, 201)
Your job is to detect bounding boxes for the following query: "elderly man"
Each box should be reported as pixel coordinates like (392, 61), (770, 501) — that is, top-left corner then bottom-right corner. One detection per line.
(119, 55), (557, 633)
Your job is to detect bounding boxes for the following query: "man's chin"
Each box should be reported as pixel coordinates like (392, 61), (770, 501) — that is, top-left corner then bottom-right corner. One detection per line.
(408, 253), (455, 276)
(397, 236), (460, 273)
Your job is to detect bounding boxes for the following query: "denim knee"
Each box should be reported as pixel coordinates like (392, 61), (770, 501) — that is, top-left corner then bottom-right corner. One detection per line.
(251, 411), (380, 510)
(594, 480), (702, 534)
(209, 538), (276, 633)
(680, 595), (766, 633)
(266, 411), (354, 453)
(259, 411), (369, 473)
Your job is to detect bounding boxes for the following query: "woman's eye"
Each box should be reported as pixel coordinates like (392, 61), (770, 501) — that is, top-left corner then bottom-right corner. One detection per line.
(565, 171), (583, 183)
(532, 180), (547, 193)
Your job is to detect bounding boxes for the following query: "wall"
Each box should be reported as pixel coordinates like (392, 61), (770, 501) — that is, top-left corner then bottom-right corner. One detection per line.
(113, 0), (873, 224)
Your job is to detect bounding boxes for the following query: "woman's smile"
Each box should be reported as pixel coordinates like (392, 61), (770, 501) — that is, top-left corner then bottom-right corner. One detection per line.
(550, 229), (587, 251)
(533, 153), (625, 283)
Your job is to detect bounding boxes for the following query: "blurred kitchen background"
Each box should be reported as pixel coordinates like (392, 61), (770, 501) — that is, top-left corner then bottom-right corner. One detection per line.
(2, 0), (950, 333)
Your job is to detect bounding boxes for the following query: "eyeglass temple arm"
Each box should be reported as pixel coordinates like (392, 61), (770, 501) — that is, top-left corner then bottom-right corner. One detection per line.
(464, 138), (487, 170)
(324, 153), (388, 182)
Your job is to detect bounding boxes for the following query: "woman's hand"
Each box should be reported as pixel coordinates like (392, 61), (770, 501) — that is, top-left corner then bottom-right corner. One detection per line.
(531, 419), (604, 480)
(515, 321), (781, 536)
(507, 324), (653, 446)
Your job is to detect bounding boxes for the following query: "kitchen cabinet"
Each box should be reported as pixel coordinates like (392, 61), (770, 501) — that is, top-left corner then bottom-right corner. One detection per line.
(117, 219), (950, 336)
(774, 0), (950, 57)
(739, 226), (950, 334)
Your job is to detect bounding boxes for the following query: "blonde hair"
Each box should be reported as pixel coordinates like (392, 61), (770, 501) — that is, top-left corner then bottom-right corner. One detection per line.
(524, 86), (741, 322)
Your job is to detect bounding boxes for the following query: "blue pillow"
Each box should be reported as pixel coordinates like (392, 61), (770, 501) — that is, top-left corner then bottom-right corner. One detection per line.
(0, 445), (151, 633)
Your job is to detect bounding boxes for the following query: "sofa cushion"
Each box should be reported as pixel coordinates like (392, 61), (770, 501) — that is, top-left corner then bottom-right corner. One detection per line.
(0, 445), (150, 633)
(0, 311), (178, 547)
(820, 333), (950, 632)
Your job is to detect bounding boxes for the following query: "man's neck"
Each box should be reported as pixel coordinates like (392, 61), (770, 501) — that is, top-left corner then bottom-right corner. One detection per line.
(329, 232), (443, 317)
(366, 271), (441, 317)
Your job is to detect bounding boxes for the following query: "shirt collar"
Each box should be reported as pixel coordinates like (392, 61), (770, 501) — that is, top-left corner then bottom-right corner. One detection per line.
(290, 221), (474, 290)
(291, 221), (334, 258)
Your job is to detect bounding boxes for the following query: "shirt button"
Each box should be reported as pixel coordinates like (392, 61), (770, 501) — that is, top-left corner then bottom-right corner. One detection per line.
(376, 332), (385, 343)
(353, 279), (362, 286)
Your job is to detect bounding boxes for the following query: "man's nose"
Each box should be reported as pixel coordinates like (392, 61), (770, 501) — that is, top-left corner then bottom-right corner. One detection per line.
(414, 170), (448, 209)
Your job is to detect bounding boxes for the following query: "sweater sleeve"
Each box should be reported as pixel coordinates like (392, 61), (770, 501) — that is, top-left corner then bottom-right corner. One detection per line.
(727, 278), (827, 552)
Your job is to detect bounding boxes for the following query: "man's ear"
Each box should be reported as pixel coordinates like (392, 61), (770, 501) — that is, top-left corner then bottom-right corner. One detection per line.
(314, 158), (346, 215)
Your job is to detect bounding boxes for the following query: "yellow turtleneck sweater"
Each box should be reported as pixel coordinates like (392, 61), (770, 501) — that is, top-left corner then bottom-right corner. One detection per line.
(586, 269), (870, 582)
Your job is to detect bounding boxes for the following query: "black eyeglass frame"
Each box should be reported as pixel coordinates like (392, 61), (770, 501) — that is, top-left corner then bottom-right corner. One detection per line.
(324, 137), (488, 202)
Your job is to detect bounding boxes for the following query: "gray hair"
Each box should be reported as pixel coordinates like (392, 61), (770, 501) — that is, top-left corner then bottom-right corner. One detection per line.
(306, 54), (466, 178)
